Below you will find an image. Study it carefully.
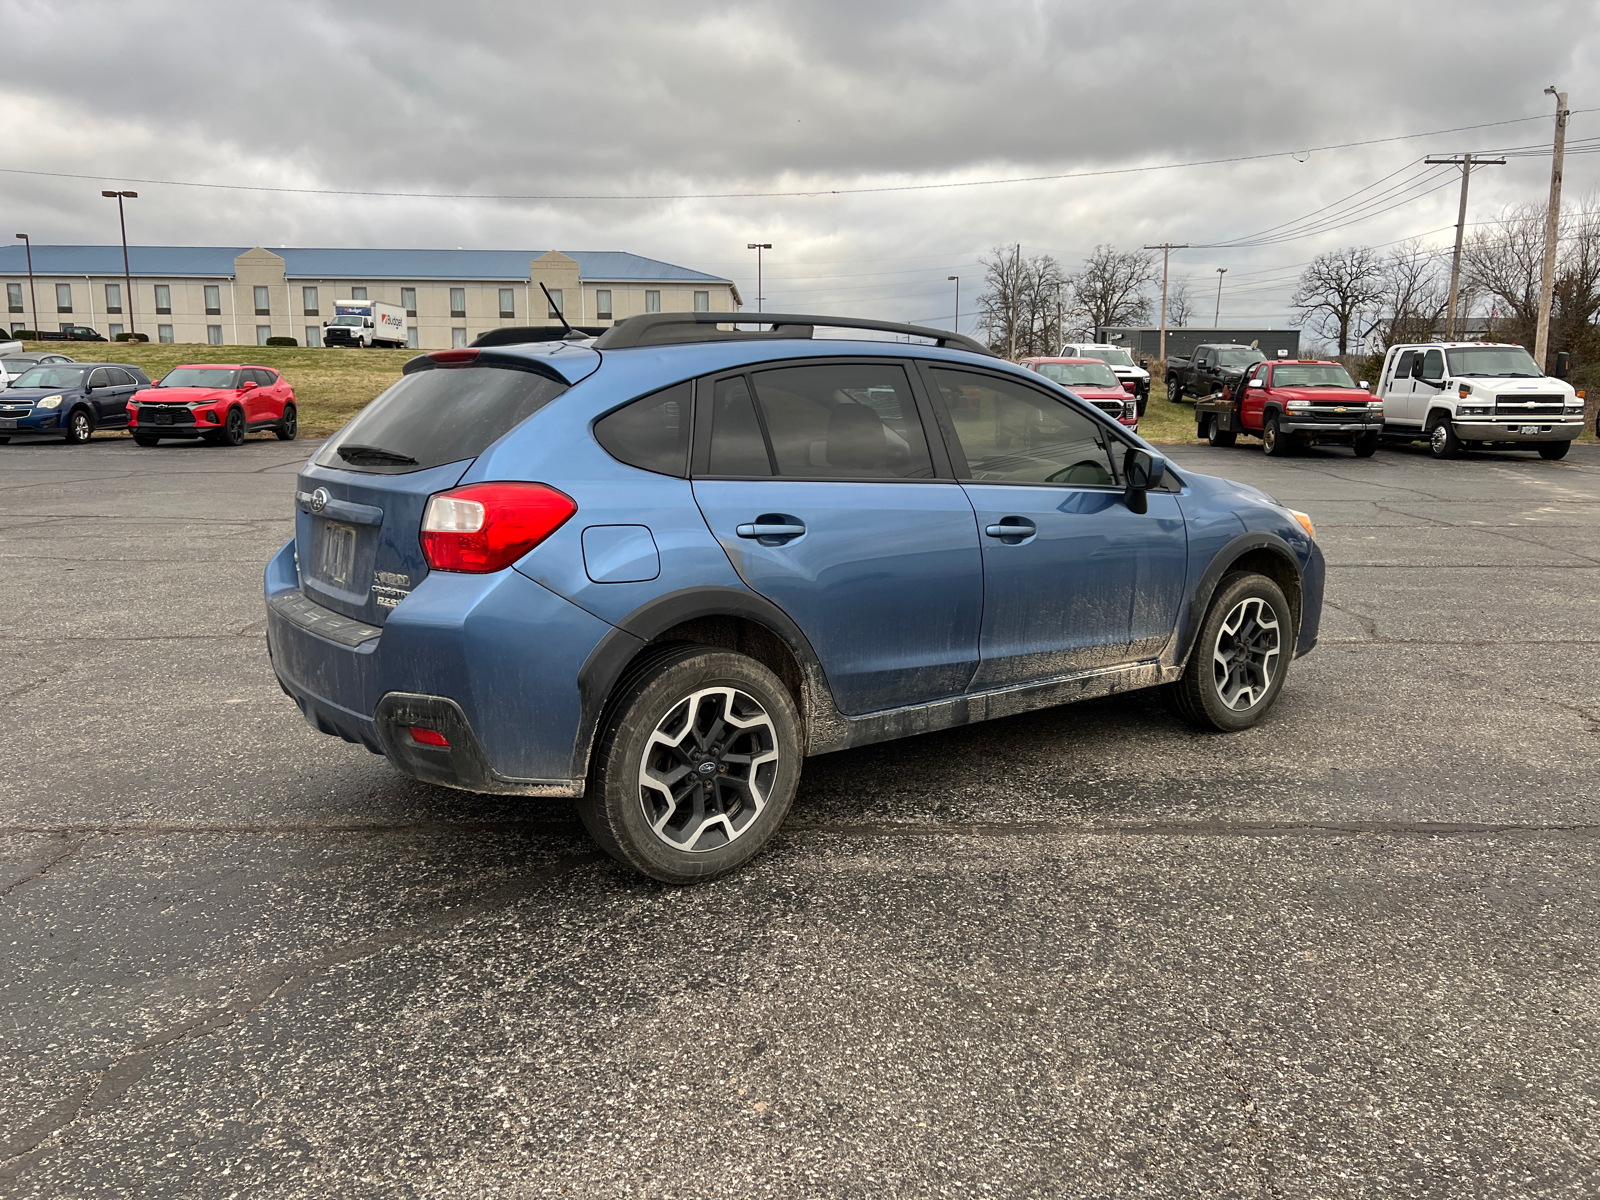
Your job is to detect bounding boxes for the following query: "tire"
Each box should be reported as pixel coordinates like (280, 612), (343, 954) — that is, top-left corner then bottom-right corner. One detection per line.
(1135, 389), (1149, 418)
(0, 437), (9, 445)
(1167, 376), (1183, 403)
(1538, 440), (1571, 460)
(1205, 415), (1237, 447)
(1427, 414), (1461, 460)
(578, 645), (803, 885)
(1353, 433), (1379, 458)
(1165, 572), (1293, 732)
(275, 403), (298, 441)
(220, 406), (246, 447)
(132, 433), (160, 447)
(65, 408), (93, 444)
(1262, 413), (1292, 457)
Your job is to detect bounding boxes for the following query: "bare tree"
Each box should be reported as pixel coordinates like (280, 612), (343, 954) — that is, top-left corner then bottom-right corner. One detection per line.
(1290, 246), (1386, 355)
(976, 245), (1067, 358)
(1463, 203), (1545, 346)
(1379, 239), (1449, 346)
(1164, 277), (1195, 328)
(1070, 245), (1157, 332)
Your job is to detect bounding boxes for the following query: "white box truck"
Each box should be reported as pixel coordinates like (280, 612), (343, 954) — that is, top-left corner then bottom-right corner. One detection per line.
(323, 300), (408, 349)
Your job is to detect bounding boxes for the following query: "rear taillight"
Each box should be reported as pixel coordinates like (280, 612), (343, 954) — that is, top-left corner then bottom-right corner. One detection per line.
(420, 482), (576, 573)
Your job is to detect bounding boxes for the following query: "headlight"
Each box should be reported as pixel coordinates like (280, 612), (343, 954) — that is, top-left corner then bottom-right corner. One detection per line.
(1285, 399), (1311, 411)
(1457, 404), (1491, 416)
(1366, 401), (1383, 411)
(1287, 509), (1316, 540)
(36, 394), (63, 410)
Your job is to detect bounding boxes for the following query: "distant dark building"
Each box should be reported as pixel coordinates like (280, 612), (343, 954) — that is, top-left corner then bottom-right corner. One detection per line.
(1097, 326), (1301, 360)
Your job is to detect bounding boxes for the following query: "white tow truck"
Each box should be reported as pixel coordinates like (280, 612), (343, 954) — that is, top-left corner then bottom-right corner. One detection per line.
(1376, 341), (1584, 460)
(322, 300), (408, 349)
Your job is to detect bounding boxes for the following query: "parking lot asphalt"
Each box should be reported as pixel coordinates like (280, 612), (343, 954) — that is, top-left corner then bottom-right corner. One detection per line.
(3, 433), (1599, 1199)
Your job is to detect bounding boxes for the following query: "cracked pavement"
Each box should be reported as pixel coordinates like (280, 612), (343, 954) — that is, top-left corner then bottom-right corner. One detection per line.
(2, 434), (1598, 1198)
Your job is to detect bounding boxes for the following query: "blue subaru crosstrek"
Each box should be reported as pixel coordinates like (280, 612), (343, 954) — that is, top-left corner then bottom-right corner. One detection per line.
(265, 312), (1324, 883)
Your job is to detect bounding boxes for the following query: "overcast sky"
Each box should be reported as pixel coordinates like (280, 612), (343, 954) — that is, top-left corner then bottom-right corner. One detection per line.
(4, 0), (1597, 335)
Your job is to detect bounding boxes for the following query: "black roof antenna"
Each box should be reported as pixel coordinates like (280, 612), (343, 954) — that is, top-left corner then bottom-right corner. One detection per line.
(538, 282), (587, 341)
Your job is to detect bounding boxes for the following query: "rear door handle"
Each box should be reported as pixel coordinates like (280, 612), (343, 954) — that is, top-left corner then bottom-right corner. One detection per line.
(737, 521), (806, 540)
(985, 518), (1036, 540)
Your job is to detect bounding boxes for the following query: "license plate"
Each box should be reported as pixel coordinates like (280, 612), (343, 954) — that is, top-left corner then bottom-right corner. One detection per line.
(1520, 425), (1540, 435)
(318, 521), (358, 587)
(0, 418), (15, 430)
(153, 412), (173, 425)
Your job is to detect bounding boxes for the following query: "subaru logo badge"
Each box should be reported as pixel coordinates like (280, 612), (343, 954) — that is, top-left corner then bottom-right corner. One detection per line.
(309, 487), (330, 514)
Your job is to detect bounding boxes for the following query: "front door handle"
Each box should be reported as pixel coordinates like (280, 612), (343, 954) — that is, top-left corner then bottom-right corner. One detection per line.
(736, 518), (806, 542)
(985, 517), (1037, 542)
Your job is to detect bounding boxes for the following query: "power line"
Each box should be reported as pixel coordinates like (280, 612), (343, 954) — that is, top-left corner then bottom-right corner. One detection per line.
(0, 111), (1590, 203)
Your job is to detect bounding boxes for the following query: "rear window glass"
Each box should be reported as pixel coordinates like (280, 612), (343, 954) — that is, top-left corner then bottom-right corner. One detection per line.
(594, 382), (691, 477)
(315, 364), (568, 474)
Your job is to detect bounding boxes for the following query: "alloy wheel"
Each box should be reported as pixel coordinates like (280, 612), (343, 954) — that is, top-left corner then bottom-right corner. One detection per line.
(638, 686), (780, 852)
(70, 411), (91, 442)
(1211, 597), (1281, 711)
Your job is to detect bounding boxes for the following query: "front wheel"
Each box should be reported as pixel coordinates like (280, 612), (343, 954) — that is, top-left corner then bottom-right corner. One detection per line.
(1353, 433), (1379, 458)
(220, 406), (246, 447)
(1538, 440), (1571, 460)
(1428, 416), (1461, 460)
(578, 646), (802, 884)
(65, 408), (93, 444)
(1262, 414), (1292, 457)
(275, 403), (298, 441)
(1165, 572), (1292, 732)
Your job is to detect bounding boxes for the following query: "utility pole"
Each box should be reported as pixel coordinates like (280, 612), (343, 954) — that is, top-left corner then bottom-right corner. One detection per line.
(1009, 243), (1020, 360)
(1426, 153), (1504, 338)
(102, 190), (138, 338)
(746, 243), (771, 313)
(1213, 267), (1227, 327)
(1534, 87), (1569, 369)
(1144, 243), (1189, 364)
(1054, 279), (1065, 353)
(947, 276), (959, 334)
(14, 233), (37, 337)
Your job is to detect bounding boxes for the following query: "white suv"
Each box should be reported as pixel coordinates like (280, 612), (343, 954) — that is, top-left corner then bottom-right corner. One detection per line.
(1376, 341), (1584, 460)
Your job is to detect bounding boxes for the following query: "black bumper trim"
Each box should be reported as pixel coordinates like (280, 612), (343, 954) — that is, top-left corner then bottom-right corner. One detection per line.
(373, 693), (582, 797)
(268, 589), (382, 648)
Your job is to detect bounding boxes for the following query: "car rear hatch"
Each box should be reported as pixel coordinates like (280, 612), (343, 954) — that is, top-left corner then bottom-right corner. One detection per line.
(292, 347), (597, 625)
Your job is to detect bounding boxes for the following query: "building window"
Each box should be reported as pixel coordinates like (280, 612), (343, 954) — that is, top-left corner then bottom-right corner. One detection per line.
(158, 324), (174, 344)
(204, 284), (221, 315)
(11, 322), (24, 334)
(305, 325), (321, 347)
(452, 327), (468, 348)
(351, 287), (367, 301)
(105, 283), (122, 314)
(257, 325), (272, 345)
(154, 284), (171, 315)
(7, 283), (22, 313)
(694, 291), (710, 312)
(56, 284), (72, 313)
(253, 286), (270, 315)
(108, 323), (125, 339)
(406, 326), (418, 349)
(645, 289), (660, 313)
(208, 325), (223, 345)
(302, 286), (318, 317)
(450, 288), (466, 318)
(596, 289), (613, 320)
(546, 288), (563, 318)
(498, 288), (515, 319)
(401, 287), (416, 317)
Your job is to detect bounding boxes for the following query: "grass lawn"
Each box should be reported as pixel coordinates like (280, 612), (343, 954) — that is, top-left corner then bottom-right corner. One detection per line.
(17, 340), (414, 438)
(1136, 383), (1205, 445)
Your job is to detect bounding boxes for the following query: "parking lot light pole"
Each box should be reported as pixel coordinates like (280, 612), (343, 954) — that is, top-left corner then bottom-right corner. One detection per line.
(15, 233), (37, 338)
(747, 243), (771, 313)
(1213, 268), (1227, 327)
(102, 190), (138, 339)
(947, 276), (959, 333)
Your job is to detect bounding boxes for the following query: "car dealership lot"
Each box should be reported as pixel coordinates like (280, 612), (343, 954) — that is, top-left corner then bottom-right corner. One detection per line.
(3, 437), (1599, 1198)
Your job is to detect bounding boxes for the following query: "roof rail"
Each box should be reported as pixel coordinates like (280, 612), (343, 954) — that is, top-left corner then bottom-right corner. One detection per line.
(590, 311), (996, 357)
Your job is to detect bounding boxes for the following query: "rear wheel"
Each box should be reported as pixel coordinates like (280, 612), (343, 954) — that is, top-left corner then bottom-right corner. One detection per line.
(1353, 433), (1379, 458)
(578, 646), (802, 884)
(132, 433), (160, 447)
(65, 408), (93, 444)
(1262, 413), (1292, 456)
(1428, 414), (1461, 459)
(220, 406), (246, 447)
(1538, 440), (1571, 460)
(1205, 415), (1237, 447)
(1166, 572), (1292, 732)
(275, 403), (298, 441)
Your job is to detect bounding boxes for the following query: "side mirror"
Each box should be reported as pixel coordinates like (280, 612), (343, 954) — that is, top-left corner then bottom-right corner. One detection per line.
(1360, 380), (1370, 390)
(240, 381), (258, 392)
(1139, 359), (1149, 369)
(1247, 377), (1265, 389)
(1123, 448), (1166, 514)
(1554, 351), (1570, 379)
(1411, 356), (1426, 380)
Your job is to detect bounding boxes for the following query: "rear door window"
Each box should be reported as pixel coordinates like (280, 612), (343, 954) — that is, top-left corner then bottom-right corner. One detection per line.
(594, 382), (691, 477)
(750, 362), (933, 479)
(314, 364), (568, 474)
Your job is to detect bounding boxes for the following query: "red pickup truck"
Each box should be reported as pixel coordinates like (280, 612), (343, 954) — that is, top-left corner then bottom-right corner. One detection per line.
(1193, 359), (1384, 457)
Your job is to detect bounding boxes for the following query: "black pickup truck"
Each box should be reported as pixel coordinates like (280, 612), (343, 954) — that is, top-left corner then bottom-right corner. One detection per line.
(1165, 344), (1268, 402)
(37, 326), (108, 342)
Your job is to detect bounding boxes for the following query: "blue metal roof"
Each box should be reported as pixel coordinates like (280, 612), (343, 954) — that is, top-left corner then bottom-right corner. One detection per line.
(0, 245), (729, 283)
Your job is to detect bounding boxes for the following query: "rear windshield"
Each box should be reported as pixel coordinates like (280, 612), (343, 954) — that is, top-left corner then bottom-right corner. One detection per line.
(1076, 348), (1135, 368)
(1217, 348), (1267, 367)
(1271, 364), (1355, 388)
(159, 368), (240, 389)
(1035, 362), (1122, 389)
(12, 367), (85, 388)
(315, 364), (569, 474)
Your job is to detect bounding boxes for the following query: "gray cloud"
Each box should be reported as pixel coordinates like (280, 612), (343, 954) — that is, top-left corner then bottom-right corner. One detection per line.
(3, 0), (1596, 326)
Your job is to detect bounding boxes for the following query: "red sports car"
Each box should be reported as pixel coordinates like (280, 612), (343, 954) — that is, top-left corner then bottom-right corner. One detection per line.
(129, 364), (298, 446)
(1018, 357), (1139, 430)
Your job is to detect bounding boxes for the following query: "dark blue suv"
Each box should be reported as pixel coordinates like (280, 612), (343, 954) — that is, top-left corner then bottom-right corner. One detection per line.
(265, 313), (1324, 883)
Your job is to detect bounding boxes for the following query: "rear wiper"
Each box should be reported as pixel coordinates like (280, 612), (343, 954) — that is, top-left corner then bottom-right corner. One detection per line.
(337, 444), (418, 466)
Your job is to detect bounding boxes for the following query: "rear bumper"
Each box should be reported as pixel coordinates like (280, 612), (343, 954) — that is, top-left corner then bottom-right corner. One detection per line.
(263, 538), (614, 795)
